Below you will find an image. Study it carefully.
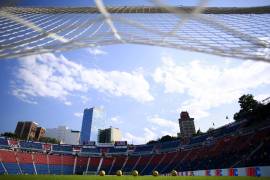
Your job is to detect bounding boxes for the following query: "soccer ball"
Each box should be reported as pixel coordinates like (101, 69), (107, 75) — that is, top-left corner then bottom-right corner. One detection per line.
(171, 170), (177, 176)
(99, 170), (106, 176)
(116, 170), (123, 176)
(132, 170), (139, 176)
(152, 170), (159, 176)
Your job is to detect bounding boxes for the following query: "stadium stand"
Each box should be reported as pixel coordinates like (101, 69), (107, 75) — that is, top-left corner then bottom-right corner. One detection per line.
(133, 144), (154, 154)
(108, 147), (127, 154)
(159, 141), (180, 152)
(0, 120), (270, 175)
(141, 154), (164, 175)
(0, 138), (8, 148)
(156, 152), (177, 173)
(52, 144), (73, 154)
(62, 155), (75, 175)
(122, 156), (140, 173)
(80, 147), (100, 155)
(99, 157), (114, 174)
(8, 139), (18, 148)
(33, 153), (49, 174)
(0, 150), (21, 174)
(190, 134), (208, 144)
(84, 156), (99, 173)
(134, 155), (153, 174)
(109, 156), (126, 174)
(16, 151), (35, 174)
(48, 154), (62, 174)
(19, 141), (43, 151)
(75, 156), (89, 174)
(0, 161), (5, 174)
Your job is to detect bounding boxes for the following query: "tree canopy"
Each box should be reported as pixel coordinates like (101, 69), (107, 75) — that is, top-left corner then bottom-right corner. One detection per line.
(147, 135), (179, 145)
(234, 94), (270, 124)
(0, 132), (18, 139)
(238, 94), (258, 112)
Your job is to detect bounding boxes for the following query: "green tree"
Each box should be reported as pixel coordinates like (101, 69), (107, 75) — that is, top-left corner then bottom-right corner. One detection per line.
(207, 127), (215, 133)
(39, 137), (60, 144)
(1, 132), (18, 139)
(196, 129), (203, 135)
(159, 135), (177, 142)
(233, 112), (241, 121)
(146, 135), (179, 144)
(192, 129), (203, 137)
(238, 94), (258, 112)
(146, 140), (157, 145)
(233, 94), (260, 121)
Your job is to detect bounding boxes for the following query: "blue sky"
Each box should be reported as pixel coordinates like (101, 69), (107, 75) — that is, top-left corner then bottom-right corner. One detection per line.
(0, 0), (270, 144)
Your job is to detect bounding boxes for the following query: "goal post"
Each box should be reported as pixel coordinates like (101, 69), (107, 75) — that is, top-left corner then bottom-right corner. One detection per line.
(0, 3), (269, 62)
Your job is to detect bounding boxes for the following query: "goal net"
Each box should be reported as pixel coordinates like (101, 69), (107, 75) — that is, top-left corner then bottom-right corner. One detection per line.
(0, 1), (270, 62)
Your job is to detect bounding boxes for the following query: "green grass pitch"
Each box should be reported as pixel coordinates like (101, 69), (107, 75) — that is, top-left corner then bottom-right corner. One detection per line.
(0, 176), (270, 180)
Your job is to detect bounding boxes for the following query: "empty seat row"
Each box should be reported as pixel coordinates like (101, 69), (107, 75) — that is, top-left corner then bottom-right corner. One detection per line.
(134, 145), (154, 153)
(0, 138), (8, 147)
(108, 147), (127, 154)
(19, 141), (43, 150)
(81, 147), (100, 154)
(52, 145), (73, 152)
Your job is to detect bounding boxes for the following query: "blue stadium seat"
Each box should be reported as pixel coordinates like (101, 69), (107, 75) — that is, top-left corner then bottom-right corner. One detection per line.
(0, 163), (6, 174)
(49, 164), (62, 175)
(122, 164), (134, 173)
(108, 147), (127, 154)
(62, 165), (73, 174)
(35, 164), (49, 174)
(52, 145), (73, 153)
(159, 141), (180, 151)
(81, 147), (100, 154)
(0, 138), (9, 148)
(75, 165), (87, 174)
(190, 134), (208, 144)
(134, 145), (154, 154)
(3, 162), (21, 175)
(20, 163), (35, 174)
(141, 164), (155, 175)
(122, 157), (137, 173)
(19, 141), (43, 150)
(109, 157), (126, 175)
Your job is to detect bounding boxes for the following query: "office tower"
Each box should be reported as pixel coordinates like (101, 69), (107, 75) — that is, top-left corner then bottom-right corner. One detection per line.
(79, 108), (94, 145)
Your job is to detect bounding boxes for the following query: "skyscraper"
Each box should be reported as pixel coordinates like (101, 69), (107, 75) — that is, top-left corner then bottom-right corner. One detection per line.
(79, 108), (94, 145)
(97, 127), (121, 143)
(15, 121), (45, 141)
(178, 111), (196, 138)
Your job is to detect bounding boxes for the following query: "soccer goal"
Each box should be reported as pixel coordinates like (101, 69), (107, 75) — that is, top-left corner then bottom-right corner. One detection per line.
(0, 0), (269, 62)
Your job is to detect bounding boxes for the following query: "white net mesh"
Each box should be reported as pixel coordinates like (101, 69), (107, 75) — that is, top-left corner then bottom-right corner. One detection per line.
(0, 1), (270, 62)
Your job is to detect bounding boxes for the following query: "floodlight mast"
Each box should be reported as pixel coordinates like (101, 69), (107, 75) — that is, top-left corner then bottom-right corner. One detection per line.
(0, 6), (270, 62)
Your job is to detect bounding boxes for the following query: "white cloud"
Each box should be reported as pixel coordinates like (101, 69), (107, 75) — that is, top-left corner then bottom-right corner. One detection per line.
(64, 101), (72, 106)
(74, 112), (83, 118)
(153, 55), (270, 121)
(147, 115), (178, 136)
(122, 128), (158, 144)
(87, 47), (107, 56)
(255, 93), (270, 102)
(110, 116), (123, 124)
(122, 116), (179, 144)
(12, 53), (154, 104)
(80, 95), (90, 104)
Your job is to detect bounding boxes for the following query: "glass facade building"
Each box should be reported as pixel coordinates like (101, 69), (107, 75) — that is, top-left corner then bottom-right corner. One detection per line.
(79, 108), (94, 145)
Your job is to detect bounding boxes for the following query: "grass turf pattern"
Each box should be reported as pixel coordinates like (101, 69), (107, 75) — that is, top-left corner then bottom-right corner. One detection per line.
(0, 176), (269, 180)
